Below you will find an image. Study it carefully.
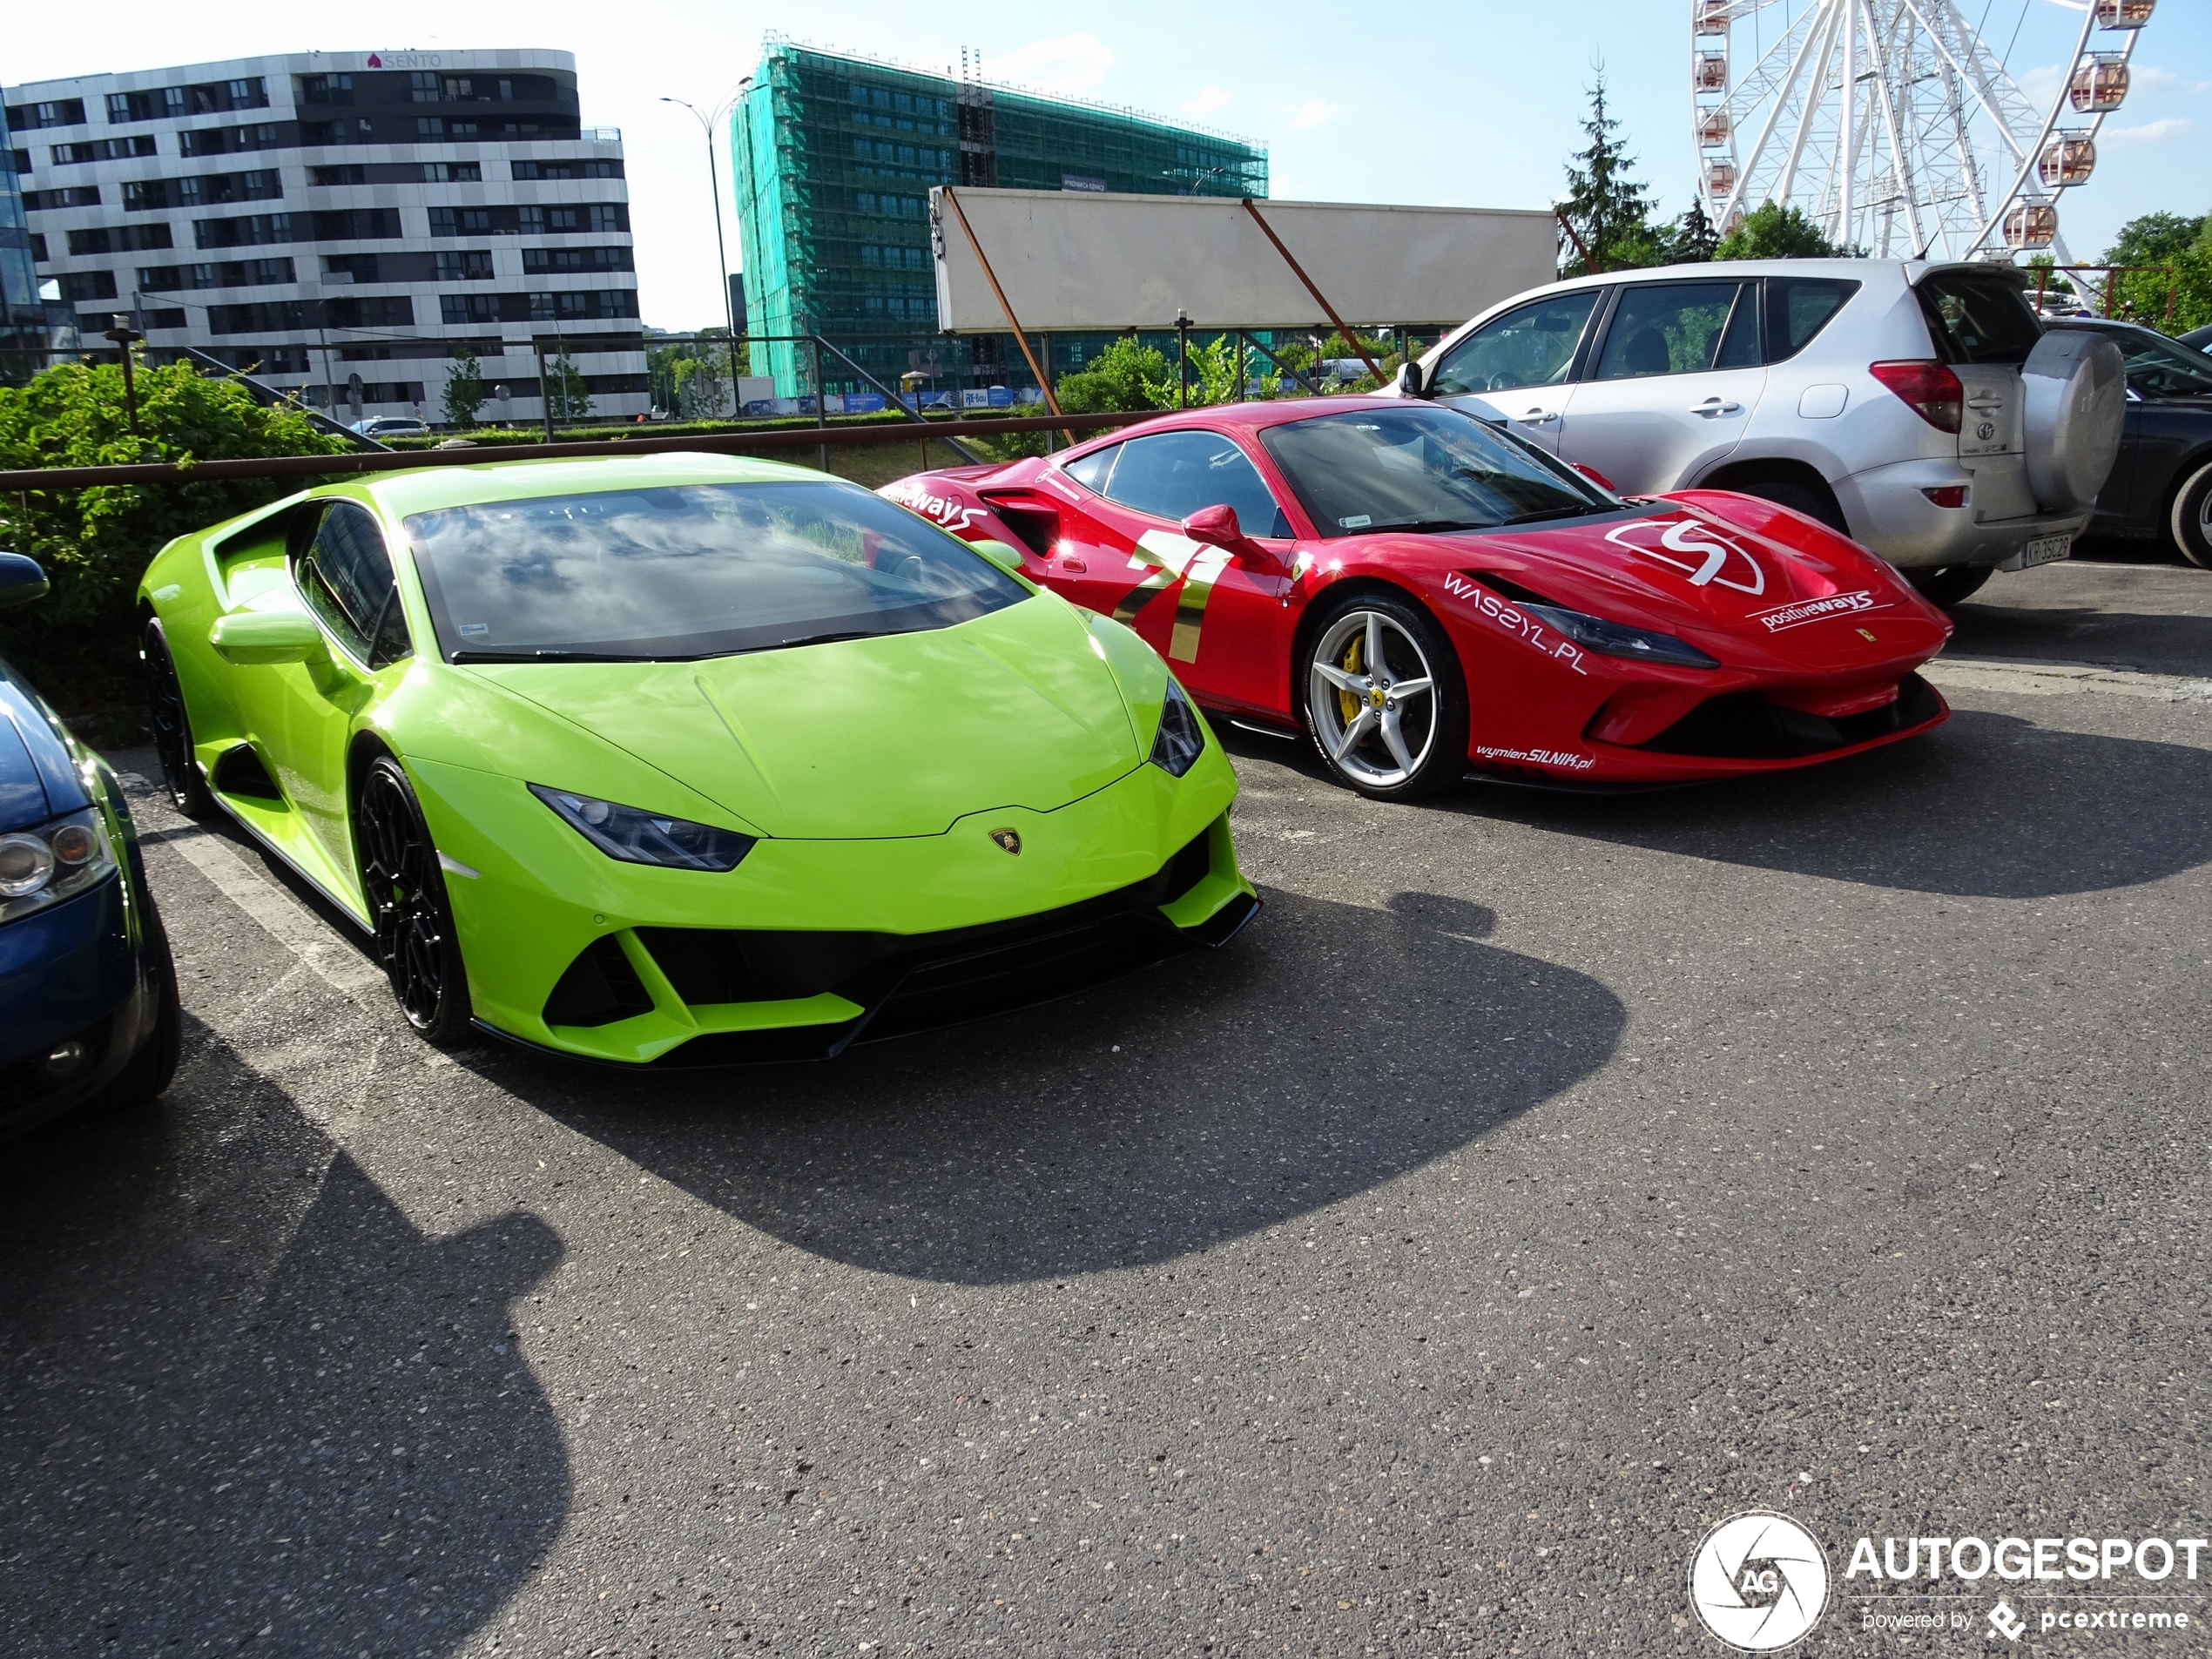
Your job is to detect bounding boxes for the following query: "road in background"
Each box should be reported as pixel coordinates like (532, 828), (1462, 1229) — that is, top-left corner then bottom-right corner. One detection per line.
(3, 557), (2207, 1657)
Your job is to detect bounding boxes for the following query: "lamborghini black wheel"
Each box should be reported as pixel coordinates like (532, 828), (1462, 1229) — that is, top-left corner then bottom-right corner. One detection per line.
(355, 754), (474, 1046)
(143, 617), (217, 819)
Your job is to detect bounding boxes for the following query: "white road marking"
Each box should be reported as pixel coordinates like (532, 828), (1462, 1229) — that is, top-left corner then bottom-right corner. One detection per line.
(152, 821), (392, 1001)
(1925, 656), (2212, 703)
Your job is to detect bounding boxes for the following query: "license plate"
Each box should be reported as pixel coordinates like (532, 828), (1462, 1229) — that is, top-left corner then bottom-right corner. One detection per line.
(2003, 534), (2071, 571)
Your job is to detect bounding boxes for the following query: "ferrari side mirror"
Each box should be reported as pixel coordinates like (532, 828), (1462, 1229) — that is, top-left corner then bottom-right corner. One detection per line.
(210, 608), (327, 665)
(1179, 503), (1244, 548)
(968, 538), (1028, 576)
(0, 552), (49, 612)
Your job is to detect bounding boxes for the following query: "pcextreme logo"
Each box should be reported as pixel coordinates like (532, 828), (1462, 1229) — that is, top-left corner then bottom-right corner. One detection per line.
(1688, 1511), (1831, 1651)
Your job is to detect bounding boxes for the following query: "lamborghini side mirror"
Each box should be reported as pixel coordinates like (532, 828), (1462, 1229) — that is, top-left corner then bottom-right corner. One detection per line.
(968, 538), (1028, 576)
(211, 608), (327, 665)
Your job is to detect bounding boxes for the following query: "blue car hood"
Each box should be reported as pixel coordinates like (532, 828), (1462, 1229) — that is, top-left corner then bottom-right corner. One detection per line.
(0, 666), (91, 832)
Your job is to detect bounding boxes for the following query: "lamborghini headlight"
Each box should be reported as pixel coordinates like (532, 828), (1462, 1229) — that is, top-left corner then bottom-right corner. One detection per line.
(1149, 678), (1206, 778)
(0, 807), (118, 924)
(1517, 602), (1720, 670)
(529, 785), (755, 872)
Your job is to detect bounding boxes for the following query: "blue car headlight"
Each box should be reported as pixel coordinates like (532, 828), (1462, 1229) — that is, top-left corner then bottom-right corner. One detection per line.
(0, 807), (118, 924)
(529, 785), (755, 872)
(1518, 602), (1720, 670)
(1149, 678), (1206, 778)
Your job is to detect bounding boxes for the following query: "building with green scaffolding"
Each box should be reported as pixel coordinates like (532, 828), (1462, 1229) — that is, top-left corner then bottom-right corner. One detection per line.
(732, 41), (1267, 399)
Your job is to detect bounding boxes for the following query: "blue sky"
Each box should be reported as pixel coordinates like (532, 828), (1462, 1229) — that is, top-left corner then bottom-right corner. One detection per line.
(10, 0), (2209, 327)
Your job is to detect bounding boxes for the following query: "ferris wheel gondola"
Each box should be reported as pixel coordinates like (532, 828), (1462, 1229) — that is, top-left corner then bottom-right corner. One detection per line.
(1691, 0), (2157, 267)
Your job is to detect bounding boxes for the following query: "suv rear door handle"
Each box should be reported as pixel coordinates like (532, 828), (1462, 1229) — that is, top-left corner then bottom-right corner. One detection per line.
(1692, 396), (1743, 417)
(1516, 408), (1559, 424)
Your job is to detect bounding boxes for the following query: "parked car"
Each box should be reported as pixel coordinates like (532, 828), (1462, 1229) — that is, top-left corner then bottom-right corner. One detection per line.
(1396, 260), (2127, 607)
(348, 416), (430, 440)
(1, 554), (181, 1135)
(136, 455), (1257, 1065)
(2180, 323), (2212, 354)
(2045, 317), (2212, 569)
(885, 398), (1953, 800)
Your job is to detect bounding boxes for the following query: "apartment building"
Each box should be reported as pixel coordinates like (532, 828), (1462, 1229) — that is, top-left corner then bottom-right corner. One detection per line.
(4, 49), (646, 422)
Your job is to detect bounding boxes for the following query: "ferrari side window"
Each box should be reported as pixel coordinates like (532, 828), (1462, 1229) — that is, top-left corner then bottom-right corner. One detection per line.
(1429, 290), (1602, 395)
(1096, 430), (1291, 536)
(1061, 443), (1119, 496)
(295, 502), (396, 664)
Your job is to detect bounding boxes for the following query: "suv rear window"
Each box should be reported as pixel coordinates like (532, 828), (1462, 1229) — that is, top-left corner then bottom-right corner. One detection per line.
(1764, 278), (1860, 362)
(1916, 270), (2042, 365)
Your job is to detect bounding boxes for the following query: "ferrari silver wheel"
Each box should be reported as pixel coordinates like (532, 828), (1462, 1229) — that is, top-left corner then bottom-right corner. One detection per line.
(1306, 609), (1440, 789)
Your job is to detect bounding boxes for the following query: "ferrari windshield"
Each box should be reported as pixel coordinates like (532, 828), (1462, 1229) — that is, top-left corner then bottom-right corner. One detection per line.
(1257, 405), (1612, 538)
(404, 481), (1028, 662)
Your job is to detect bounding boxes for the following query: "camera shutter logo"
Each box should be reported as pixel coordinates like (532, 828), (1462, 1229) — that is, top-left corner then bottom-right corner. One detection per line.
(1688, 1511), (1831, 1651)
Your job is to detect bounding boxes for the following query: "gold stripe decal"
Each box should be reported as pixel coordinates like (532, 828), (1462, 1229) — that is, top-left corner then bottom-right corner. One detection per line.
(1110, 531), (1229, 662)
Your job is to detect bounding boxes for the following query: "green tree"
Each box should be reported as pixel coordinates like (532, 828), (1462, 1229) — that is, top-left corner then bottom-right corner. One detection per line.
(1055, 337), (1175, 413)
(2100, 210), (2212, 330)
(441, 349), (485, 428)
(1714, 200), (1838, 260)
(1658, 191), (1721, 264)
(1558, 74), (1662, 277)
(542, 350), (593, 422)
(0, 354), (349, 696)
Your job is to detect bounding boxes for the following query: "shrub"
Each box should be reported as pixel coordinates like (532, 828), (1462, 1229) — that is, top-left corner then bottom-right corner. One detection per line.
(0, 354), (349, 713)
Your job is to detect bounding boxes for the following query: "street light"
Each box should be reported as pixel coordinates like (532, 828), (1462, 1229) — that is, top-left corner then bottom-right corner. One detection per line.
(661, 87), (748, 343)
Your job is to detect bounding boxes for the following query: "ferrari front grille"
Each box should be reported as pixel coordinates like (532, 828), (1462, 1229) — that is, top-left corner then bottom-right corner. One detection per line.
(1634, 673), (1943, 759)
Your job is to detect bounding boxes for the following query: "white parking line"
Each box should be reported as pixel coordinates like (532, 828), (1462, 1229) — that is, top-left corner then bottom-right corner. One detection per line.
(1924, 656), (2212, 703)
(149, 820), (391, 1001)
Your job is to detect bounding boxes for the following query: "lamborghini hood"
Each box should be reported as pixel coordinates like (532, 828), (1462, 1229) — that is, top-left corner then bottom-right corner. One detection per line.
(461, 593), (1145, 840)
(1454, 502), (1933, 640)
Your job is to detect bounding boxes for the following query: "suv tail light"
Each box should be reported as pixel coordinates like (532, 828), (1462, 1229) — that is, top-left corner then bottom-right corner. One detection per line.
(1869, 361), (1964, 433)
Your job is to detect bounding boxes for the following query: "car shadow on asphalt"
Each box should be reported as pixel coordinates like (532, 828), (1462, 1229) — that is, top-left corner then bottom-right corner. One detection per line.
(0, 1017), (567, 1657)
(480, 888), (1624, 1286)
(1226, 709), (2209, 901)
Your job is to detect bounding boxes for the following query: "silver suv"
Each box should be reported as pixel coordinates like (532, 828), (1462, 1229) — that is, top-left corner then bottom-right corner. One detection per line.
(1400, 260), (2126, 605)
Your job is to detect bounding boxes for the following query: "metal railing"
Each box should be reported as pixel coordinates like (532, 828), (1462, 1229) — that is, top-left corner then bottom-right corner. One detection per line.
(0, 409), (1151, 491)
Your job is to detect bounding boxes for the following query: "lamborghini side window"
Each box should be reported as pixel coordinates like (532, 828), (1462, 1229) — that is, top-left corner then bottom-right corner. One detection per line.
(296, 502), (408, 666)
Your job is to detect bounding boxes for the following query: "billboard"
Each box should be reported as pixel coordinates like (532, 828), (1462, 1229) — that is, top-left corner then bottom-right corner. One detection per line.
(930, 188), (1556, 334)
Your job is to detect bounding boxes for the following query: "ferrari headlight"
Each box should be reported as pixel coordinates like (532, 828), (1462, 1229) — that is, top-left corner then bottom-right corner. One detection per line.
(529, 785), (755, 872)
(1149, 678), (1206, 778)
(1518, 602), (1720, 670)
(0, 807), (119, 924)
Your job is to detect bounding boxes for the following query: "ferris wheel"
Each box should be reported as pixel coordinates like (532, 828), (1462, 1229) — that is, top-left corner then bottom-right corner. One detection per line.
(1691, 0), (2158, 266)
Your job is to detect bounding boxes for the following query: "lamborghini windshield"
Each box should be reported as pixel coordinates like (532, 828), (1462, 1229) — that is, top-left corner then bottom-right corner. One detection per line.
(404, 481), (1028, 662)
(1258, 404), (1613, 538)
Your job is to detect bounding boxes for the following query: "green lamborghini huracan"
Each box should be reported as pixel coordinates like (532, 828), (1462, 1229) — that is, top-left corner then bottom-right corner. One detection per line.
(138, 454), (1257, 1063)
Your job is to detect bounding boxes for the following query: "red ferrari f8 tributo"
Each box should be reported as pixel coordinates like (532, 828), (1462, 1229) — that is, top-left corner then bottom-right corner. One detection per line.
(884, 398), (1952, 799)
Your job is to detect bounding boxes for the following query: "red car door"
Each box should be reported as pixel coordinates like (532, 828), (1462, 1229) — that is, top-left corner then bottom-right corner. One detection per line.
(1047, 429), (1299, 718)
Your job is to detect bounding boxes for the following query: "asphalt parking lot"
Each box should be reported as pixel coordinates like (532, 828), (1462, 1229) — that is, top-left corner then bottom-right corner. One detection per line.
(4, 548), (2209, 1658)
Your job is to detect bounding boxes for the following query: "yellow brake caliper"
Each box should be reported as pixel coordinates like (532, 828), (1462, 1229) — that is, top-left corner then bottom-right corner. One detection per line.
(1337, 634), (1364, 726)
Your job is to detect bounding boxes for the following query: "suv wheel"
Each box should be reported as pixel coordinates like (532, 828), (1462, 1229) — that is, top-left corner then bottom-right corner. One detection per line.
(2169, 462), (2212, 570)
(1907, 565), (1993, 607)
(1727, 475), (1850, 536)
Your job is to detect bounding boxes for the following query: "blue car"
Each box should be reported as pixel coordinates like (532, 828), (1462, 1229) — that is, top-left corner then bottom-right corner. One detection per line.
(1, 553), (180, 1133)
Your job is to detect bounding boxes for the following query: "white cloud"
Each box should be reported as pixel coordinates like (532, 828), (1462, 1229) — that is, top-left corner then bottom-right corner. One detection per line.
(1183, 84), (1233, 115)
(983, 35), (1113, 94)
(1289, 98), (1345, 130)
(2130, 64), (2212, 97)
(2099, 117), (2200, 146)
